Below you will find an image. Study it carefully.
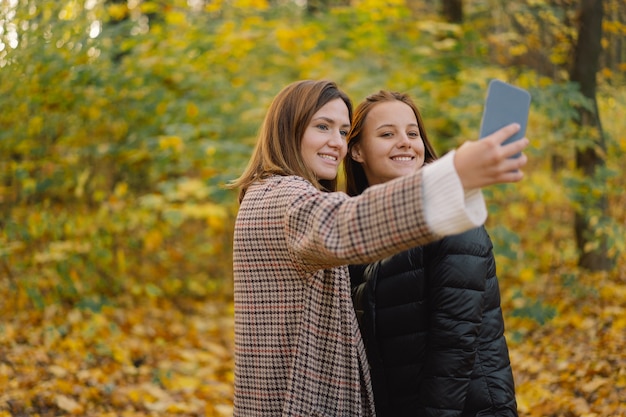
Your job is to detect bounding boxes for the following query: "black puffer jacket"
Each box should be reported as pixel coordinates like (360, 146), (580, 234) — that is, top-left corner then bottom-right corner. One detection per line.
(350, 226), (518, 417)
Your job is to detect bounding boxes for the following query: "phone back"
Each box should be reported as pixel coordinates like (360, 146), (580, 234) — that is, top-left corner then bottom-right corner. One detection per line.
(479, 79), (531, 156)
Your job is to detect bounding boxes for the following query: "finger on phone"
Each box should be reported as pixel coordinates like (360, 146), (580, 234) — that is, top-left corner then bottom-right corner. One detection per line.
(504, 153), (528, 171)
(490, 123), (521, 144)
(501, 137), (529, 158)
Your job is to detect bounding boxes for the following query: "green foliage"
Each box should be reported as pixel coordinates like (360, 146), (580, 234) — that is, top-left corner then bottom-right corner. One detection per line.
(0, 2), (624, 415)
(0, 0), (624, 315)
(560, 272), (599, 299)
(488, 224), (522, 261)
(510, 289), (557, 325)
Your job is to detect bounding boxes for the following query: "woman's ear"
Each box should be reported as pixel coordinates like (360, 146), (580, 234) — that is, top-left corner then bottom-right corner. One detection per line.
(351, 145), (364, 163)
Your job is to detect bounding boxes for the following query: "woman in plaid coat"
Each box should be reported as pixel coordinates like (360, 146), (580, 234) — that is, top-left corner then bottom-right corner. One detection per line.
(230, 80), (528, 417)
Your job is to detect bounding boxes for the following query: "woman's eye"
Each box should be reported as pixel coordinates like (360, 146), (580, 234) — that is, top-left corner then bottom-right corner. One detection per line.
(408, 131), (420, 138)
(340, 130), (348, 137)
(381, 132), (393, 138)
(317, 124), (329, 131)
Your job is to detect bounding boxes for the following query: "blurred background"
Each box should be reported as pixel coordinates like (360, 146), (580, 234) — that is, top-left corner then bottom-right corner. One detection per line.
(0, 0), (624, 415)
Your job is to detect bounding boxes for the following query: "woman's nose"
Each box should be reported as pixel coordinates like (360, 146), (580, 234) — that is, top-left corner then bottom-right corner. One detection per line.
(397, 133), (411, 147)
(330, 130), (345, 147)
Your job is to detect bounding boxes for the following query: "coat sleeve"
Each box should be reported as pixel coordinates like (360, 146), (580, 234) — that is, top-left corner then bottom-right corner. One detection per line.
(417, 228), (488, 416)
(282, 173), (441, 272)
(280, 151), (488, 273)
(422, 151), (487, 235)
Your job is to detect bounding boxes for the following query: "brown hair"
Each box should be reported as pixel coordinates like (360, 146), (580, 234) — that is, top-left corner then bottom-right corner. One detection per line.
(230, 80), (353, 202)
(344, 90), (438, 197)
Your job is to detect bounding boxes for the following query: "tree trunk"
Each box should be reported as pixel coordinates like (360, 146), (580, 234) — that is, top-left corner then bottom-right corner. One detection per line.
(441, 0), (463, 23)
(106, 0), (131, 63)
(569, 0), (613, 270)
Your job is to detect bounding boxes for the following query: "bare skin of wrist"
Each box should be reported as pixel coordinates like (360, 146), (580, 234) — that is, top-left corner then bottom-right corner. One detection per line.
(454, 123), (529, 191)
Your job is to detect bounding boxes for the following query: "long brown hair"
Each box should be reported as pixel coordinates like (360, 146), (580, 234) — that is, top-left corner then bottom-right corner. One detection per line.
(344, 90), (438, 197)
(229, 80), (353, 202)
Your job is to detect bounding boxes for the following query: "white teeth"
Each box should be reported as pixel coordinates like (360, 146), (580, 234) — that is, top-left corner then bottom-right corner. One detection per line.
(319, 154), (337, 161)
(392, 157), (413, 161)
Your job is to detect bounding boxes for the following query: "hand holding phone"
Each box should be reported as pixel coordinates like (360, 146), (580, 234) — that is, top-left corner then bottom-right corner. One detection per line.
(479, 79), (531, 158)
(455, 124), (528, 190)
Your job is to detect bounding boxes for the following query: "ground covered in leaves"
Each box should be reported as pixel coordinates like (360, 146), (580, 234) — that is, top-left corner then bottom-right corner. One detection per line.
(0, 296), (235, 417)
(1, 263), (625, 416)
(503, 266), (626, 416)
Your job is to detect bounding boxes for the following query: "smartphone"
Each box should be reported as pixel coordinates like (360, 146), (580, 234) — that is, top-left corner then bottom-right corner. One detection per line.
(479, 79), (531, 158)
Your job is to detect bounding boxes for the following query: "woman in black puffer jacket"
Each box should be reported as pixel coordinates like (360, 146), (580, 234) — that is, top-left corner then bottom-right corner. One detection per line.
(345, 90), (518, 417)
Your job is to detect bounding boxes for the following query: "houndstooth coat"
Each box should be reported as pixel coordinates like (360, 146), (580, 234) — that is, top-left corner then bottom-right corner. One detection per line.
(233, 172), (443, 417)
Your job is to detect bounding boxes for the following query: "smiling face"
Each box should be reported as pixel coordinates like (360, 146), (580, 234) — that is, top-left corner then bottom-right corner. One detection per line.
(350, 100), (426, 186)
(300, 98), (350, 181)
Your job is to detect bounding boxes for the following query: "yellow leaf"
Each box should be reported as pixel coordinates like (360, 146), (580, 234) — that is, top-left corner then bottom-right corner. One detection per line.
(214, 404), (235, 417)
(22, 178), (36, 194)
(186, 102), (199, 118)
(156, 101), (168, 115)
(433, 38), (457, 51)
(55, 378), (76, 395)
(165, 11), (186, 25)
(166, 402), (199, 412)
(508, 202), (528, 221)
(87, 105), (101, 120)
(112, 345), (129, 364)
(205, 0), (224, 13)
(516, 381), (554, 414)
(56, 395), (83, 414)
(127, 388), (142, 403)
(519, 267), (535, 283)
(74, 168), (90, 198)
(159, 135), (184, 152)
(176, 178), (208, 199)
(143, 229), (163, 252)
(276, 27), (295, 52)
(233, 0), (269, 9)
(27, 116), (44, 136)
(140, 1), (160, 14)
(163, 374), (202, 391)
(114, 182), (128, 198)
(182, 202), (227, 220)
(48, 364), (69, 378)
(108, 4), (127, 21)
(581, 376), (608, 394)
(117, 248), (126, 273)
(510, 44), (528, 56)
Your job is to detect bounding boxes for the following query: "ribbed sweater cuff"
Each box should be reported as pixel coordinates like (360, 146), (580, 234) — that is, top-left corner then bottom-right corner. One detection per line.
(422, 151), (487, 236)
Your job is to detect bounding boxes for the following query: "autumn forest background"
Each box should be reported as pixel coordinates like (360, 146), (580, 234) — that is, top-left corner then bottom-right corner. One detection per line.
(1, 0), (625, 415)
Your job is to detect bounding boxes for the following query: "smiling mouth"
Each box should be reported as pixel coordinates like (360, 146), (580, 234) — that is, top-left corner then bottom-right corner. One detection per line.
(319, 153), (338, 161)
(391, 156), (414, 161)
